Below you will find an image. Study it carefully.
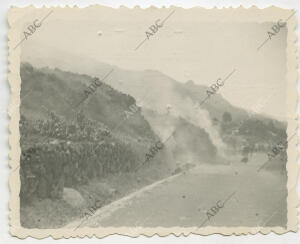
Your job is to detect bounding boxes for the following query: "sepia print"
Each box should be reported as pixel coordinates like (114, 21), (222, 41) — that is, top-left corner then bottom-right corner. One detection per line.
(8, 6), (298, 238)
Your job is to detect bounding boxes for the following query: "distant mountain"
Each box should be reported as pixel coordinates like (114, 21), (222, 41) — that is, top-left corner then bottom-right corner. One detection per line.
(21, 45), (285, 128)
(19, 62), (225, 170)
(21, 47), (287, 162)
(21, 45), (278, 123)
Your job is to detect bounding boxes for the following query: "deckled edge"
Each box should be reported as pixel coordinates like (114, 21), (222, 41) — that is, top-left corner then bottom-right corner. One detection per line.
(7, 5), (299, 239)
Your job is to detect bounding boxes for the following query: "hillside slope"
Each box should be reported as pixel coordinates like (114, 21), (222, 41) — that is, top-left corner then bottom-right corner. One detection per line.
(22, 47), (287, 155)
(20, 62), (156, 141)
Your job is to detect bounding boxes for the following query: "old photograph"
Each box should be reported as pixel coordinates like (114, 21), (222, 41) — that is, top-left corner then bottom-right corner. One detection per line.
(8, 6), (298, 238)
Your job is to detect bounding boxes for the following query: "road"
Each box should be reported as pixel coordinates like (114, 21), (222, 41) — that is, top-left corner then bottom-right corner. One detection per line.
(67, 155), (287, 229)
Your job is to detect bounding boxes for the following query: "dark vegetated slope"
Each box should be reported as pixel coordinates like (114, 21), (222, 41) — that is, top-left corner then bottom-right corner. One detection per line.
(19, 63), (166, 209)
(20, 62), (156, 140)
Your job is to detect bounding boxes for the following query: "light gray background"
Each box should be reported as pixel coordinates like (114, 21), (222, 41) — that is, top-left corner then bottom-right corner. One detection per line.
(1, 0), (299, 243)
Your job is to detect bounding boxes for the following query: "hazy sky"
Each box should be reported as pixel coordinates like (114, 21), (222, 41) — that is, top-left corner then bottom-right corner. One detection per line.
(20, 7), (288, 120)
